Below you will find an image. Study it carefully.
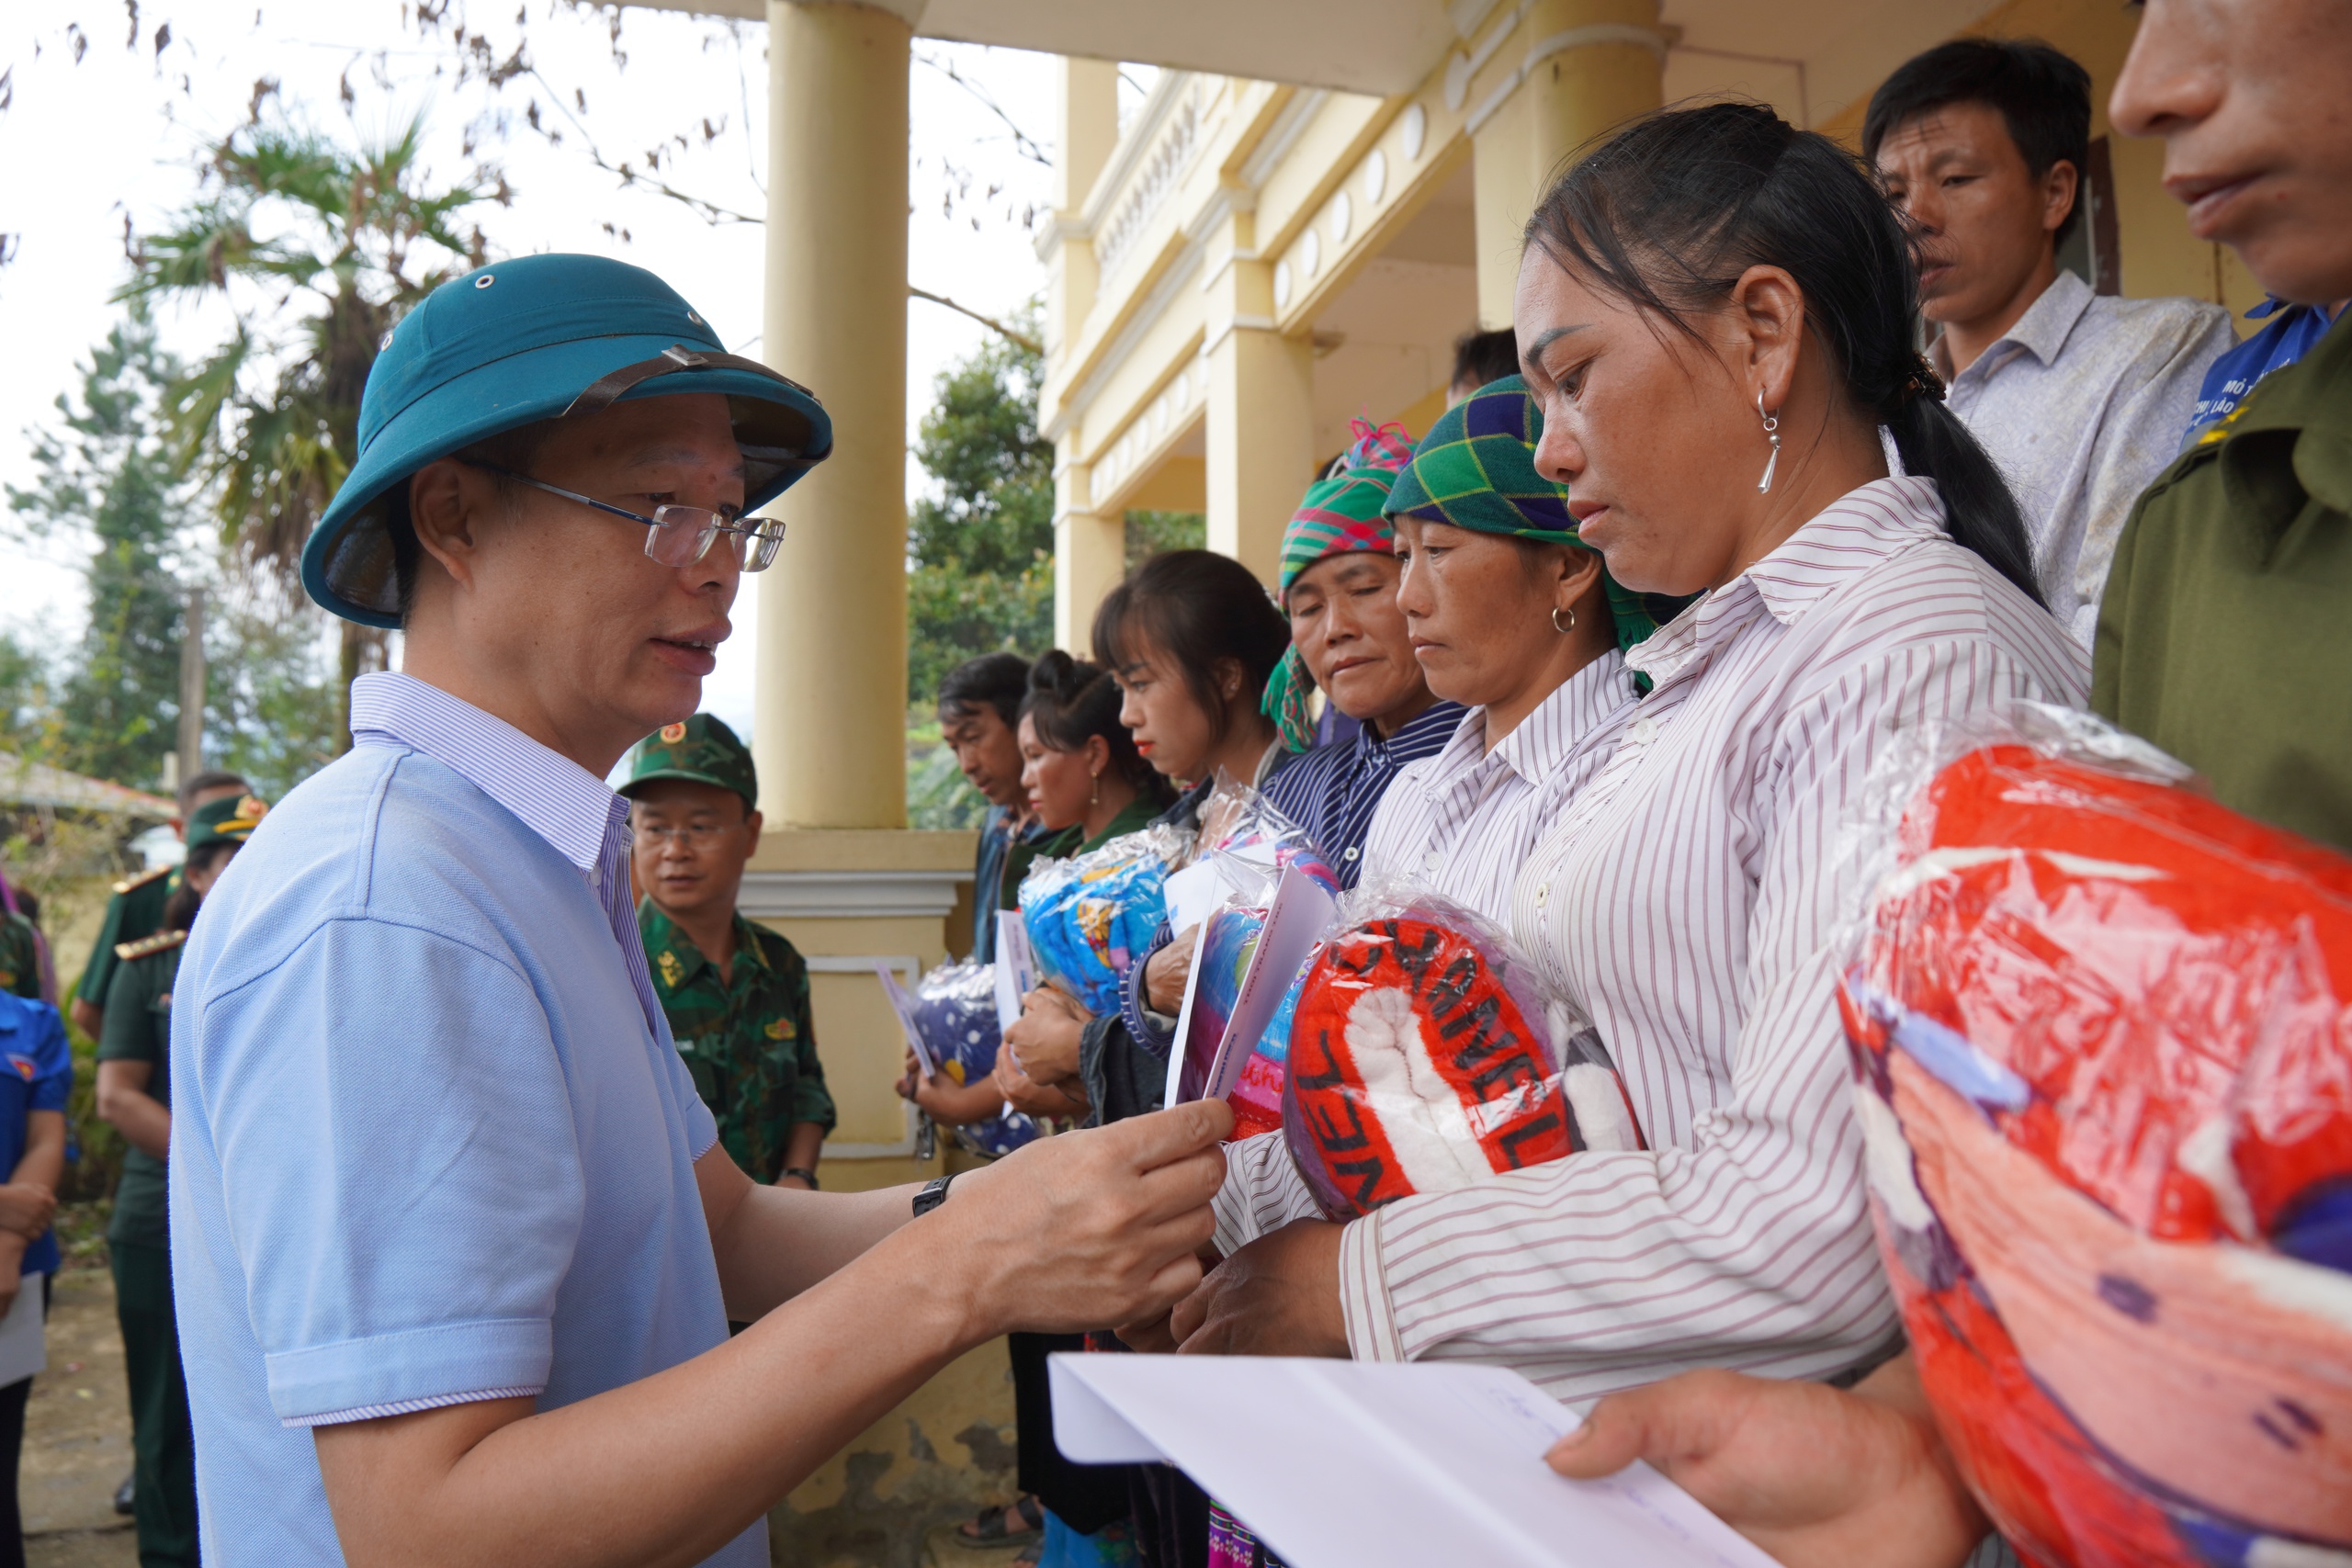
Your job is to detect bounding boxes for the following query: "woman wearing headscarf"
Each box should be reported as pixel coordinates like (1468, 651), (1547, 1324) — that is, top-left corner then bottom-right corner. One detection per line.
(1254, 420), (1465, 893)
(1164, 104), (2085, 1406)
(1352, 377), (1681, 918)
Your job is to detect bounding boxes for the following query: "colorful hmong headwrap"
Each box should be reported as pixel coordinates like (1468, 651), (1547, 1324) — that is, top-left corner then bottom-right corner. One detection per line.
(1384, 375), (1690, 669)
(1262, 418), (1417, 750)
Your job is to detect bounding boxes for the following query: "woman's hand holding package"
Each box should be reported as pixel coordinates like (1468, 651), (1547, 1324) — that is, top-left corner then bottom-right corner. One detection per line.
(1167, 1217), (1348, 1357)
(993, 1040), (1089, 1119)
(1546, 1354), (1983, 1568)
(1002, 986), (1088, 1086)
(936, 1099), (1236, 1337)
(1142, 924), (1199, 1016)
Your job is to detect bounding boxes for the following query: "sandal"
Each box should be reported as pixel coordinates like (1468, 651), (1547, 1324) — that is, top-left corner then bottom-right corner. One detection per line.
(958, 1495), (1044, 1545)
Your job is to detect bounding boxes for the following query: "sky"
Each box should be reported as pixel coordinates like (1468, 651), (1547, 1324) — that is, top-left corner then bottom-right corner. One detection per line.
(0, 0), (1066, 745)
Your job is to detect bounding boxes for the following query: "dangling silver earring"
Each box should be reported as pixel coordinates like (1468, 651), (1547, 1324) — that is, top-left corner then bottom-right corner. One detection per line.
(1551, 605), (1576, 634)
(1757, 390), (1781, 495)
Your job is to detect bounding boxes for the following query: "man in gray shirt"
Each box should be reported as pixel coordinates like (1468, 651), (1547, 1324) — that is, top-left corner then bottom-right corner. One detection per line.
(1869, 39), (2233, 648)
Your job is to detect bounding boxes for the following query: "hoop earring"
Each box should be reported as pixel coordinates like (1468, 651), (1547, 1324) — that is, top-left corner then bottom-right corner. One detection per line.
(1551, 605), (1577, 635)
(1757, 390), (1781, 495)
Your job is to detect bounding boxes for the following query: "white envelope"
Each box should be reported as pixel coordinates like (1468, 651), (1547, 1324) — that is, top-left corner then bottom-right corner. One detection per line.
(1049, 1354), (1777, 1568)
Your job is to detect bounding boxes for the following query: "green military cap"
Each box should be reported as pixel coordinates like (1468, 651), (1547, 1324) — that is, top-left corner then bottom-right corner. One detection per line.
(620, 714), (757, 810)
(185, 793), (269, 854)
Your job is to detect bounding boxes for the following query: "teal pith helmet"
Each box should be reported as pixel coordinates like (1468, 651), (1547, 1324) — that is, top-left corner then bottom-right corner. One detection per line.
(300, 253), (833, 627)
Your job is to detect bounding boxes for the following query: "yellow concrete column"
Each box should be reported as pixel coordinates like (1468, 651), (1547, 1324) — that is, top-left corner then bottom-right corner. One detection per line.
(1047, 59), (1120, 355)
(1053, 443), (1125, 653)
(757, 0), (912, 829)
(1470, 0), (1667, 325)
(1202, 208), (1314, 588)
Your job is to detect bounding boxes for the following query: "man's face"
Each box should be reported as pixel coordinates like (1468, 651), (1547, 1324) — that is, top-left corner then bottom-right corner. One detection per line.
(940, 704), (1026, 809)
(628, 777), (760, 923)
(2111, 0), (2352, 305)
(1285, 552), (1429, 726)
(421, 392), (746, 764)
(1875, 101), (2076, 329)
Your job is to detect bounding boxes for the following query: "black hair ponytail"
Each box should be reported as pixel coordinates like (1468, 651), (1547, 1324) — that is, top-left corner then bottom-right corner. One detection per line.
(1521, 102), (2043, 606)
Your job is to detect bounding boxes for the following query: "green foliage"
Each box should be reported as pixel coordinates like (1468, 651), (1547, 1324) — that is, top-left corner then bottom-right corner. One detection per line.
(905, 719), (989, 832)
(905, 311), (1055, 705)
(119, 108), (498, 745)
(5, 314), (197, 790)
(1125, 509), (1206, 568)
(206, 592), (344, 800)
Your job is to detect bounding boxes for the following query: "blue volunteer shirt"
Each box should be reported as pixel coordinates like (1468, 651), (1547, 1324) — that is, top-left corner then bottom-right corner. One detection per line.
(0, 992), (69, 1277)
(2183, 298), (2346, 446)
(169, 672), (757, 1566)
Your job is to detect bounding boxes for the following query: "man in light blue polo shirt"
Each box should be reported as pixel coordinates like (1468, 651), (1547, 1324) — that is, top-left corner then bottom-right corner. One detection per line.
(167, 254), (1229, 1566)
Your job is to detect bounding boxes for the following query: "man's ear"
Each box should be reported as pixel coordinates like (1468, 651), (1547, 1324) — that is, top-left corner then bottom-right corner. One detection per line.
(405, 457), (495, 593)
(742, 807), (763, 859)
(2041, 159), (2081, 238)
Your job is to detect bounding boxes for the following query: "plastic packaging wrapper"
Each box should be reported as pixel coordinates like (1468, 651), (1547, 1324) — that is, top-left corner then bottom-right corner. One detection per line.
(909, 960), (1041, 1157)
(1195, 777), (1340, 894)
(1835, 702), (2352, 1568)
(1019, 823), (1190, 1018)
(1282, 883), (1643, 1221)
(1172, 806), (1336, 1140)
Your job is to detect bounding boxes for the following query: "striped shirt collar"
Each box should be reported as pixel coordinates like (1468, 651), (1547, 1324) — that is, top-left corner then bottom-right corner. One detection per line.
(1352, 697), (1466, 763)
(1631, 477), (1947, 683)
(1427, 648), (1631, 791)
(348, 671), (625, 874)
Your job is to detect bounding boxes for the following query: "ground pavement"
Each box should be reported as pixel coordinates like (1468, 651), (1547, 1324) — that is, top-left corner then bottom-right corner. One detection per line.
(21, 1265), (136, 1565)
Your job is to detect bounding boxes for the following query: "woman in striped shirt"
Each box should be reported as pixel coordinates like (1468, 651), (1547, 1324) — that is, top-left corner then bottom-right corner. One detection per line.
(1178, 104), (2086, 1409)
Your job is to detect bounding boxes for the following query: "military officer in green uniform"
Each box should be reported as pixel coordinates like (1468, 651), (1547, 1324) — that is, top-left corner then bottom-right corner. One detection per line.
(70, 770), (249, 1040)
(619, 716), (834, 1190)
(95, 791), (266, 1567)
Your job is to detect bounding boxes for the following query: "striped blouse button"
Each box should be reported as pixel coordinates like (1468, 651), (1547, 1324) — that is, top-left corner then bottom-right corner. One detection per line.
(1423, 852), (1442, 872)
(1629, 716), (1657, 744)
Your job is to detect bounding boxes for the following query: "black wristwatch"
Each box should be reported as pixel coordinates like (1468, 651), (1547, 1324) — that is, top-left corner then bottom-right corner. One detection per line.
(912, 1172), (956, 1217)
(781, 1168), (820, 1190)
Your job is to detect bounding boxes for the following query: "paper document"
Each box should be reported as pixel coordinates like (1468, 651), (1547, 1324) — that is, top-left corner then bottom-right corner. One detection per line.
(0, 1270), (45, 1388)
(1167, 863), (1336, 1108)
(1049, 1355), (1776, 1568)
(875, 965), (938, 1078)
(993, 911), (1036, 1033)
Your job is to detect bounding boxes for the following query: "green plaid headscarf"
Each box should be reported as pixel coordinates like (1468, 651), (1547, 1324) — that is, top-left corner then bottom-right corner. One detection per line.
(1262, 419), (1417, 751)
(1385, 375), (1690, 661)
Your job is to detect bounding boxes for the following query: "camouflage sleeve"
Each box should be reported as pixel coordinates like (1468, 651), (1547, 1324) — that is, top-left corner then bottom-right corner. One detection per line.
(785, 951), (834, 1134)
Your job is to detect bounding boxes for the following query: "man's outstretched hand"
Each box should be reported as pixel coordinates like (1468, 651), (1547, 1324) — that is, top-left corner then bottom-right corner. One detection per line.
(945, 1098), (1234, 1339)
(1545, 1354), (1985, 1568)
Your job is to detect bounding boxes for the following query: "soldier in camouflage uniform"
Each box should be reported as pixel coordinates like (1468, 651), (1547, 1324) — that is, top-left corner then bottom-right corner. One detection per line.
(619, 716), (833, 1190)
(70, 771), (249, 1039)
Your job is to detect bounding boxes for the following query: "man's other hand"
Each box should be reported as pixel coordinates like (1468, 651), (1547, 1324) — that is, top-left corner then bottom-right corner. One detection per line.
(1143, 926), (1199, 1016)
(1544, 1354), (1984, 1568)
(943, 1100), (1233, 1338)
(1169, 1218), (1347, 1357)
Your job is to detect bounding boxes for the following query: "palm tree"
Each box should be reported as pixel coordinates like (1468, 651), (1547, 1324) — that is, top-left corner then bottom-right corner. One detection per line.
(118, 109), (498, 747)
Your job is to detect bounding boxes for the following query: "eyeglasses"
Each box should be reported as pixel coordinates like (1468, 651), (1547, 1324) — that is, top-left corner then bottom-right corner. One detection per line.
(461, 461), (787, 571)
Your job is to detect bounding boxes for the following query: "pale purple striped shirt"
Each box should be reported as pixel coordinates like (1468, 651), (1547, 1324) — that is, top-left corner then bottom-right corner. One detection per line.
(1355, 651), (1635, 921)
(1216, 479), (2086, 1402)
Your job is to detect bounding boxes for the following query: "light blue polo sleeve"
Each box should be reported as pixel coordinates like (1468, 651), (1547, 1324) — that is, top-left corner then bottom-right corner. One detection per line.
(193, 915), (585, 1424)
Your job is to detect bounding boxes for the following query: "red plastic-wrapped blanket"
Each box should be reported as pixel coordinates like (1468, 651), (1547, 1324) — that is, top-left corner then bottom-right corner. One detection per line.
(1838, 712), (2352, 1568)
(1283, 887), (1642, 1221)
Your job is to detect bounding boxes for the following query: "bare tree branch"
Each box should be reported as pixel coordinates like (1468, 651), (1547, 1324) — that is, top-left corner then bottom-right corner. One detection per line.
(913, 49), (1053, 168)
(909, 287), (1041, 354)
